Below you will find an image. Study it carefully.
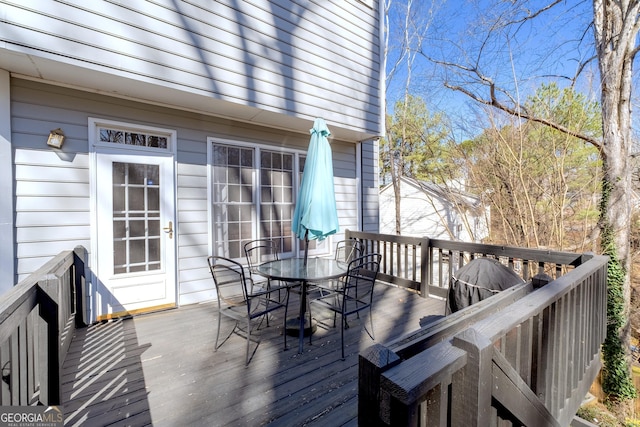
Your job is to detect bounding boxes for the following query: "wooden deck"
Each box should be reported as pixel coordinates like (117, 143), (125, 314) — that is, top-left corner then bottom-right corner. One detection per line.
(60, 284), (445, 426)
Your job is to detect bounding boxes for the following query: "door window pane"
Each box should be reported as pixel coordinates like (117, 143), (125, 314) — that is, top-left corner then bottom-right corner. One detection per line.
(112, 162), (162, 274)
(149, 238), (161, 263)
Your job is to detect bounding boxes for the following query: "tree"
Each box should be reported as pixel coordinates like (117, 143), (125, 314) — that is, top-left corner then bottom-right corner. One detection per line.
(380, 95), (453, 234)
(460, 83), (601, 250)
(593, 1), (640, 402)
(421, 0), (639, 402)
(382, 0), (449, 235)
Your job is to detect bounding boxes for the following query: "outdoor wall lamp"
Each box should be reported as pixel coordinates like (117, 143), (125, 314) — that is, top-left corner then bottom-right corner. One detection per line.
(47, 128), (65, 148)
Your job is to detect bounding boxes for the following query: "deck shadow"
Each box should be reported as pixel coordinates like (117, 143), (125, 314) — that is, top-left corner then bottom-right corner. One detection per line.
(61, 318), (152, 426)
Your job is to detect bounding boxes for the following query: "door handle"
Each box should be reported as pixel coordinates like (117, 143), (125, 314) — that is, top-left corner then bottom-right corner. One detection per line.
(163, 221), (173, 239)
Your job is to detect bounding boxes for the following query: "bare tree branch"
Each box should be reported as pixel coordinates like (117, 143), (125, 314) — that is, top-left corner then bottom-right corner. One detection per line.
(424, 51), (603, 149)
(573, 55), (598, 84)
(512, 0), (565, 23)
(444, 80), (602, 149)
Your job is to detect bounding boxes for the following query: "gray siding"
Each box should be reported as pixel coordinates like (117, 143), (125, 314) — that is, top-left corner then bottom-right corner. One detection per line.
(11, 80), (93, 279)
(332, 141), (359, 240)
(360, 139), (380, 232)
(11, 78), (359, 305)
(1, 0), (383, 138)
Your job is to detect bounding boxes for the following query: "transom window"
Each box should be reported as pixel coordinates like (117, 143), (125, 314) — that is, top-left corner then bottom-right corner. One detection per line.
(99, 127), (169, 149)
(211, 142), (306, 260)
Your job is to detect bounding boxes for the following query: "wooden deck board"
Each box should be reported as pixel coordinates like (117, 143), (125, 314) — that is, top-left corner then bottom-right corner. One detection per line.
(61, 284), (445, 426)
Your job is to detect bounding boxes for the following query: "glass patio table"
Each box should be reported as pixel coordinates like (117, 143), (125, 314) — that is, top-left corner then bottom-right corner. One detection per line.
(252, 257), (348, 354)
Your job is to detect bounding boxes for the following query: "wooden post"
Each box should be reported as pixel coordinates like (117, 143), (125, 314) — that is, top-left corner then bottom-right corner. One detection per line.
(420, 236), (430, 297)
(451, 328), (493, 426)
(37, 286), (59, 406)
(359, 343), (401, 426)
(73, 246), (88, 327)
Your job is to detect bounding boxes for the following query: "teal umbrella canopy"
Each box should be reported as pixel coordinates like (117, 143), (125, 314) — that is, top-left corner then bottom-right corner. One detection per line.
(292, 118), (339, 256)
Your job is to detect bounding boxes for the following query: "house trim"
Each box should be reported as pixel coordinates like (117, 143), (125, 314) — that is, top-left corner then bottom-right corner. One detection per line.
(356, 141), (363, 231)
(0, 70), (14, 291)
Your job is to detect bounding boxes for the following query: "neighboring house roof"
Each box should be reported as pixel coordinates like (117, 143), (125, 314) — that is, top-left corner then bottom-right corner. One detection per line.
(380, 176), (484, 214)
(379, 176), (489, 242)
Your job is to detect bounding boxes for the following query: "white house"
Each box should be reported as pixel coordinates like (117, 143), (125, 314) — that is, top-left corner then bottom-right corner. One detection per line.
(380, 177), (489, 242)
(0, 0), (384, 322)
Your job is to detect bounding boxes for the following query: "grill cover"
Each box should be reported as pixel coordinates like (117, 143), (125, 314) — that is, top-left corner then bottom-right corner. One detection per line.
(446, 258), (525, 314)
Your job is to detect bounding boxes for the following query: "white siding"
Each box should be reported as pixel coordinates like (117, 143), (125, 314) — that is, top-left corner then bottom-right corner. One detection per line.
(0, 0), (383, 138)
(11, 78), (360, 306)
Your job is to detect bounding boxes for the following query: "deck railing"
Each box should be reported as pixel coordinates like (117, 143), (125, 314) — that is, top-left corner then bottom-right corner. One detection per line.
(0, 246), (87, 406)
(350, 230), (608, 427)
(346, 230), (589, 299)
(0, 234), (607, 425)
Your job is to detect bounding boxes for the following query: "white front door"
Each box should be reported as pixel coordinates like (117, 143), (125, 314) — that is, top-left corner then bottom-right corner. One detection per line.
(94, 152), (176, 319)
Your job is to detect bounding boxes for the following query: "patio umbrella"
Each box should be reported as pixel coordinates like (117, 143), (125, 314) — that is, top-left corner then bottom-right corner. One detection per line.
(292, 118), (340, 265)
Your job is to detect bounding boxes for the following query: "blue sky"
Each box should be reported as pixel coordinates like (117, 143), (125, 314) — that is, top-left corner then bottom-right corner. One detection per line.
(385, 0), (599, 141)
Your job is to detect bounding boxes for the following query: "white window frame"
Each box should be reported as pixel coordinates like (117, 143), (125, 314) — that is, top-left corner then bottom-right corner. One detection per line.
(207, 138), (332, 263)
(89, 118), (176, 154)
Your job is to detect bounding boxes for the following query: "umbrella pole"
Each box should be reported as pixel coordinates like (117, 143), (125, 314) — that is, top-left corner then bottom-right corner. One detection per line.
(303, 230), (309, 266)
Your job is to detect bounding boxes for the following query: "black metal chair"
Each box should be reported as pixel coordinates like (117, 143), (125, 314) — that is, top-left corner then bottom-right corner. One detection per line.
(207, 255), (290, 365)
(334, 239), (365, 264)
(244, 239), (288, 324)
(310, 253), (381, 359)
(312, 239), (366, 298)
(244, 239), (313, 332)
(243, 239), (281, 286)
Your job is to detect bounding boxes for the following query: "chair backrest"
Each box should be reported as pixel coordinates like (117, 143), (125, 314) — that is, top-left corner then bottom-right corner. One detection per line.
(207, 256), (249, 307)
(334, 239), (365, 264)
(244, 239), (280, 271)
(342, 253), (381, 299)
